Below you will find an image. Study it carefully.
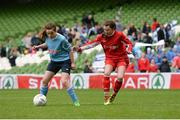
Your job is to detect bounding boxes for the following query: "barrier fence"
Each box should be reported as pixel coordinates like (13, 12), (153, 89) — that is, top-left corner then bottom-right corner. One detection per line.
(0, 73), (180, 89)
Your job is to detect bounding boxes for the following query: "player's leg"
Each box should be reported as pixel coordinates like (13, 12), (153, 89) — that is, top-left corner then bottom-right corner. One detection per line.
(109, 65), (126, 103)
(61, 60), (80, 106)
(103, 64), (114, 105)
(40, 61), (58, 96)
(40, 71), (55, 96)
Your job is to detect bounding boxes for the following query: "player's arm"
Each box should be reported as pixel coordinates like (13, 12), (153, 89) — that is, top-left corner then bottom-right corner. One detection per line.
(61, 37), (76, 69)
(75, 35), (101, 52)
(32, 43), (47, 50)
(70, 49), (76, 69)
(81, 40), (100, 51)
(120, 33), (133, 53)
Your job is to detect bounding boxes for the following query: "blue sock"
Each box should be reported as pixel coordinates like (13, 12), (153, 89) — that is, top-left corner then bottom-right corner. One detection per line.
(40, 86), (48, 96)
(67, 87), (79, 103)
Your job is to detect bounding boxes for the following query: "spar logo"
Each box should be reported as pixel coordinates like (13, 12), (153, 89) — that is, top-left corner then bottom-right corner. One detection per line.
(152, 73), (165, 89)
(72, 75), (84, 89)
(2, 76), (15, 89)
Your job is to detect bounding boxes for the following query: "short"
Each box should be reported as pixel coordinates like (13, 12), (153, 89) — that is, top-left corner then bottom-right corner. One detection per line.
(47, 59), (71, 74)
(105, 58), (129, 69)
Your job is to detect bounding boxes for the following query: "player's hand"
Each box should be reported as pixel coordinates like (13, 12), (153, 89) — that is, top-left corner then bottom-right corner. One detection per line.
(32, 46), (39, 50)
(71, 63), (76, 70)
(126, 45), (133, 54)
(72, 46), (82, 53)
(127, 51), (132, 54)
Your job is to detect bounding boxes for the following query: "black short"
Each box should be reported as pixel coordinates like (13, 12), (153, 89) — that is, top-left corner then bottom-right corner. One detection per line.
(47, 59), (71, 74)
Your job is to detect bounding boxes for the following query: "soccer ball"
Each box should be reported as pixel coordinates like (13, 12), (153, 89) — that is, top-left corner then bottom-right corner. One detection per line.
(33, 94), (47, 106)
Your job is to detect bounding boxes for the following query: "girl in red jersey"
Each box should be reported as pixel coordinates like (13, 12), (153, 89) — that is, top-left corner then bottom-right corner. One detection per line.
(138, 52), (150, 72)
(74, 20), (133, 105)
(126, 58), (135, 73)
(148, 59), (159, 72)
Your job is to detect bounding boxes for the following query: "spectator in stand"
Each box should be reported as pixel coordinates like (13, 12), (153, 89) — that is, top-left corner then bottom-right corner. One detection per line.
(166, 46), (176, 62)
(172, 53), (180, 72)
(151, 18), (160, 32)
(144, 32), (153, 44)
(8, 47), (20, 67)
(73, 22), (82, 33)
(82, 14), (95, 29)
(159, 56), (171, 72)
(66, 28), (74, 44)
(148, 59), (158, 72)
(127, 24), (137, 41)
(165, 24), (171, 40)
(80, 24), (88, 37)
(31, 32), (45, 49)
(126, 59), (135, 73)
(174, 36), (180, 53)
(114, 19), (123, 31)
(0, 44), (6, 57)
(158, 47), (167, 58)
(143, 32), (153, 51)
(88, 22), (103, 37)
(146, 47), (153, 61)
(137, 31), (145, 43)
(57, 25), (67, 37)
(22, 32), (33, 49)
(96, 23), (104, 34)
(157, 24), (170, 47)
(132, 40), (142, 59)
(157, 24), (165, 41)
(88, 25), (97, 37)
(138, 52), (150, 72)
(71, 28), (82, 47)
(142, 21), (151, 34)
(154, 54), (162, 67)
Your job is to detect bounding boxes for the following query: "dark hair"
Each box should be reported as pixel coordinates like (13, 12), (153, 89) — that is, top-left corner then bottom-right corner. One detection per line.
(153, 18), (157, 22)
(45, 23), (56, 31)
(163, 56), (167, 59)
(104, 20), (116, 29)
(38, 23), (56, 40)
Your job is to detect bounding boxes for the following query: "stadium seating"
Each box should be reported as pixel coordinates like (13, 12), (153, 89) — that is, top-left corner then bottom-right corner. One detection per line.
(0, 0), (119, 45)
(121, 0), (180, 27)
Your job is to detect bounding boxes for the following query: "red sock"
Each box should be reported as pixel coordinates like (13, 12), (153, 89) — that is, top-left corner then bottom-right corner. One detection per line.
(114, 78), (123, 94)
(103, 76), (110, 96)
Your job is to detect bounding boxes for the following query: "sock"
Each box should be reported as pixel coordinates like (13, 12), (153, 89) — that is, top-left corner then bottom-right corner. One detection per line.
(40, 86), (48, 96)
(67, 87), (79, 103)
(103, 76), (110, 98)
(113, 78), (123, 94)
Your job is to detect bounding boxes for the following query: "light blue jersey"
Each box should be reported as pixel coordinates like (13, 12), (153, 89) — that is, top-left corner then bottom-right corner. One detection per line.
(45, 33), (71, 62)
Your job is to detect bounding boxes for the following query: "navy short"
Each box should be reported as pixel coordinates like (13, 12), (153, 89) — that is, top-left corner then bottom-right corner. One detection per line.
(47, 59), (71, 74)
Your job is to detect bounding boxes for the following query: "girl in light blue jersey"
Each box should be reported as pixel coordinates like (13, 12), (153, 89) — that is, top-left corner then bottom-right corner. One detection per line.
(33, 23), (80, 106)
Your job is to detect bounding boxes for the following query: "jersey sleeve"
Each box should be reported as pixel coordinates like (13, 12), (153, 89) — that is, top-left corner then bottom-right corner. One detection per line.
(81, 35), (101, 50)
(120, 32), (133, 52)
(61, 37), (71, 52)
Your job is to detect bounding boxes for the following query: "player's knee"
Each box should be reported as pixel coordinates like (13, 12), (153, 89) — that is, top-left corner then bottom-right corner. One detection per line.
(61, 79), (70, 89)
(117, 77), (123, 82)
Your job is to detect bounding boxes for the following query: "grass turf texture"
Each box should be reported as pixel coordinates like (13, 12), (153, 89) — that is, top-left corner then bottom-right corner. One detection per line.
(0, 89), (180, 119)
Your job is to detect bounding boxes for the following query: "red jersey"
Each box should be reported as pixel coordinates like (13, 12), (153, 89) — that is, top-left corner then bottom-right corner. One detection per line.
(138, 57), (150, 71)
(126, 63), (135, 72)
(81, 31), (133, 60)
(173, 56), (180, 68)
(148, 64), (158, 72)
(151, 21), (160, 32)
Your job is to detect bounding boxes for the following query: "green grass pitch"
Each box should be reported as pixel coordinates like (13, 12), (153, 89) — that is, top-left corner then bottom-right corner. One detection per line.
(0, 89), (180, 119)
